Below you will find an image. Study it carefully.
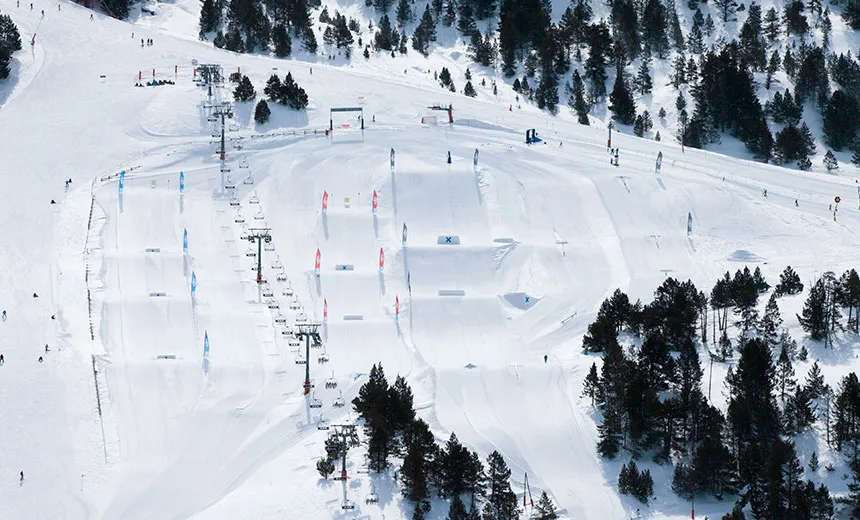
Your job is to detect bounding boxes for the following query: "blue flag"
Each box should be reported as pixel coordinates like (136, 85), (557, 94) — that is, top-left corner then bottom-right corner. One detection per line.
(179, 171), (185, 194)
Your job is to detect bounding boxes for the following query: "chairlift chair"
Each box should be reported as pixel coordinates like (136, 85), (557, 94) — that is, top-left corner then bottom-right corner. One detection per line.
(295, 353), (307, 365)
(282, 282), (293, 294)
(325, 372), (337, 389)
(366, 487), (379, 504)
(277, 271), (288, 282)
(254, 210), (265, 220)
(229, 197), (240, 207)
(309, 393), (323, 408)
(264, 240), (275, 251)
(274, 313), (287, 324)
(239, 158), (249, 169)
(333, 391), (345, 408)
(271, 257), (282, 269)
(243, 174), (254, 185)
(224, 176), (236, 190)
(281, 324), (293, 335)
(267, 299), (279, 309)
(289, 299), (301, 310)
(249, 191), (260, 204)
(317, 415), (330, 430)
(234, 212), (245, 223)
(318, 351), (329, 364)
(288, 337), (300, 348)
(261, 285), (274, 298)
(357, 457), (370, 474)
(296, 312), (308, 323)
(341, 499), (355, 510)
(245, 247), (256, 258)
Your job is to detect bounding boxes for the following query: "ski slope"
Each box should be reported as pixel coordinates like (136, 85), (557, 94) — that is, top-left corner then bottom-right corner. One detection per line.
(2, 1), (860, 518)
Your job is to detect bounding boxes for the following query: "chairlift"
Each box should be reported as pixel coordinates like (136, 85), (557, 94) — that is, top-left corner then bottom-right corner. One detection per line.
(295, 353), (307, 365)
(318, 351), (329, 364)
(333, 391), (345, 408)
(267, 299), (279, 309)
(224, 176), (236, 190)
(249, 191), (260, 204)
(317, 415), (330, 430)
(341, 499), (356, 511)
(325, 372), (337, 389)
(264, 241), (275, 251)
(261, 285), (274, 298)
(277, 271), (288, 282)
(271, 257), (282, 269)
(220, 164), (231, 173)
(274, 313), (287, 324)
(366, 486), (379, 505)
(254, 210), (265, 220)
(289, 299), (301, 310)
(280, 326), (292, 336)
(282, 282), (293, 294)
(243, 173), (254, 185)
(357, 457), (370, 474)
(229, 197), (240, 207)
(234, 212), (245, 223)
(288, 337), (300, 348)
(309, 393), (323, 408)
(207, 115), (218, 123)
(296, 312), (308, 323)
(239, 158), (249, 169)
(245, 247), (256, 258)
(211, 130), (220, 138)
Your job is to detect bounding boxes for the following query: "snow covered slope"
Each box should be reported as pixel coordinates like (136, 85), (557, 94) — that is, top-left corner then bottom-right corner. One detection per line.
(1, 1), (860, 519)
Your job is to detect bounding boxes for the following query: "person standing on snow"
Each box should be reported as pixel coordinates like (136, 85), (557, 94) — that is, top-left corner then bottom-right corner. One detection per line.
(544, 354), (548, 363)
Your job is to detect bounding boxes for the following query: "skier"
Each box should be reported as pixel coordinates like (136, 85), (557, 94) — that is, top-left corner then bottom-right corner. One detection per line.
(45, 344), (49, 352)
(20, 471), (23, 482)
(0, 354), (4, 364)
(57, 3), (60, 10)
(372, 114), (375, 122)
(90, 13), (93, 20)
(64, 180), (69, 191)
(38, 356), (43, 363)
(33, 293), (38, 298)
(447, 151), (452, 164)
(41, 9), (44, 16)
(614, 149), (620, 166)
(2, 310), (6, 320)
(543, 354), (547, 363)
(762, 189), (767, 198)
(795, 199), (799, 207)
(50, 199), (56, 204)
(17, 0), (19, 7)
(141, 38), (144, 47)
(30, 3), (33, 9)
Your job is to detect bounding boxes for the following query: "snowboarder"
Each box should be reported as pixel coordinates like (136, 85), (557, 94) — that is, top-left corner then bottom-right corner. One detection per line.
(447, 151), (452, 164)
(20, 471), (23, 482)
(41, 9), (44, 16)
(2, 310), (6, 321)
(372, 114), (375, 122)
(50, 199), (56, 204)
(30, 3), (33, 9)
(544, 354), (548, 363)
(90, 13), (93, 20)
(38, 356), (43, 363)
(795, 199), (799, 207)
(763, 189), (767, 198)
(0, 354), (4, 364)
(33, 293), (38, 298)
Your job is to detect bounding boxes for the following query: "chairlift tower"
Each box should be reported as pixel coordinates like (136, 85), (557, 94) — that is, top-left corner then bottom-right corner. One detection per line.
(295, 323), (322, 395)
(245, 227), (271, 283)
(328, 424), (359, 481)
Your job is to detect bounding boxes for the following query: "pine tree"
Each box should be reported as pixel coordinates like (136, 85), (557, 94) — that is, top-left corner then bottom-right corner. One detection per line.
(714, 0), (738, 22)
(798, 276), (830, 341)
(316, 455), (335, 478)
(463, 81), (477, 97)
(805, 361), (826, 399)
(485, 451), (519, 518)
(759, 293), (783, 347)
(840, 269), (860, 334)
(533, 491), (558, 519)
(609, 71), (636, 125)
(584, 21), (611, 101)
(834, 372), (860, 463)
(199, 0), (221, 37)
(447, 495), (468, 520)
(400, 418), (437, 503)
(823, 150), (839, 170)
(635, 61), (653, 96)
(569, 70), (589, 124)
(233, 75), (256, 101)
(253, 99), (271, 124)
(775, 345), (797, 405)
(272, 24), (292, 57)
(396, 0), (412, 26)
(633, 111), (653, 137)
(413, 5), (438, 55)
(775, 266), (804, 296)
(439, 432), (470, 498)
(583, 362), (600, 405)
(264, 74), (283, 102)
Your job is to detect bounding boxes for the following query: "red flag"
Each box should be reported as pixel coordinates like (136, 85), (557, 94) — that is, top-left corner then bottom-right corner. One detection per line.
(152, 68), (155, 78)
(379, 248), (385, 271)
(315, 249), (321, 271)
(322, 191), (328, 212)
(372, 190), (378, 212)
(395, 295), (399, 316)
(323, 298), (328, 319)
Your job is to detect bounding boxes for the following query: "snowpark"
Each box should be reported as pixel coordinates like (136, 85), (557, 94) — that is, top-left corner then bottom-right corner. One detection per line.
(2, 0), (860, 518)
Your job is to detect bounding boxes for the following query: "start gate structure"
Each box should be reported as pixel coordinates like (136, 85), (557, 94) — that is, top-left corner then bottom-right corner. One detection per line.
(330, 107), (364, 131)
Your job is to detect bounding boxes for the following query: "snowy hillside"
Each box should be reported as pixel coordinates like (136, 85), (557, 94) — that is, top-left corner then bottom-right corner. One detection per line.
(1, 0), (860, 519)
